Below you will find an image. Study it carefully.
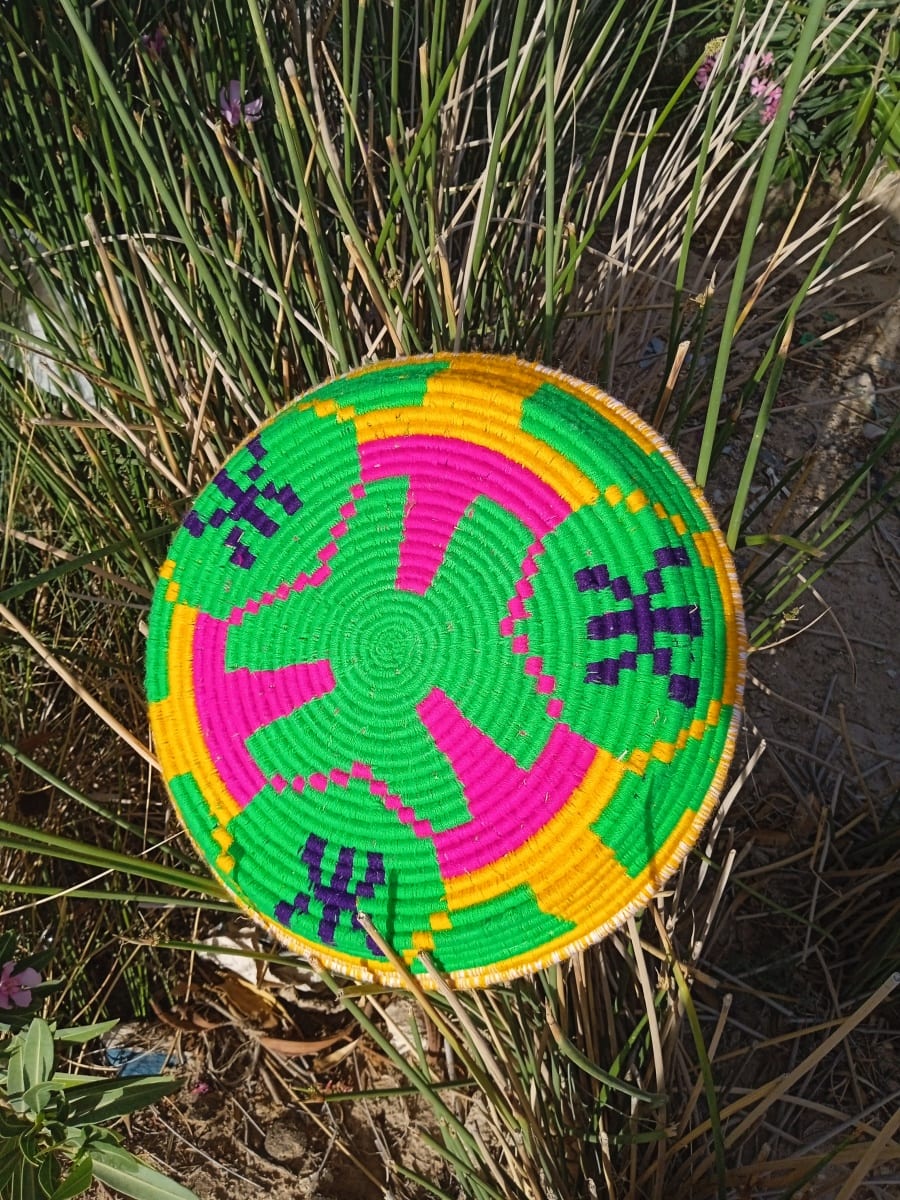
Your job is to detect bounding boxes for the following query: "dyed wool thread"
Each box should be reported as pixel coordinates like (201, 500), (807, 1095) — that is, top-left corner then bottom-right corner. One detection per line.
(146, 354), (746, 989)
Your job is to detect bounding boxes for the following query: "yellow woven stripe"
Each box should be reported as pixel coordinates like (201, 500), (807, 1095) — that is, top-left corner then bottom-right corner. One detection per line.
(652, 500), (688, 537)
(159, 558), (176, 580)
(443, 746), (629, 927)
(445, 354), (557, 400)
(625, 488), (649, 513)
(311, 398), (354, 422)
(692, 530), (718, 568)
(211, 826), (235, 873)
(148, 603), (241, 827)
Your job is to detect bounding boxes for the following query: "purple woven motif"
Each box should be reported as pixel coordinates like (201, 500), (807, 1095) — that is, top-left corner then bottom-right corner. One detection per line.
(274, 834), (386, 956)
(182, 436), (302, 568)
(575, 547), (702, 706)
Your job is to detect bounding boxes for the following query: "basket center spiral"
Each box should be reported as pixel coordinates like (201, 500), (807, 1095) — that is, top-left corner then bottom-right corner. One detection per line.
(340, 591), (442, 704)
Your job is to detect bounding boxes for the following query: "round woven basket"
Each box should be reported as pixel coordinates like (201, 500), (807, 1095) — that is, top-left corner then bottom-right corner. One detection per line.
(147, 354), (746, 988)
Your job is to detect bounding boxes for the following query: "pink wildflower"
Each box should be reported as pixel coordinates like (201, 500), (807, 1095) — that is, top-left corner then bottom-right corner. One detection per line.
(742, 50), (774, 74)
(695, 42), (787, 127)
(0, 961), (41, 1010)
(749, 76), (783, 124)
(695, 55), (718, 90)
(760, 84), (783, 124)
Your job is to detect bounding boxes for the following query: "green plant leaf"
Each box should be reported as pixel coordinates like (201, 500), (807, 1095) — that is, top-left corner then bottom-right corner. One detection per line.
(62, 1075), (182, 1125)
(49, 1154), (93, 1200)
(17, 1130), (43, 1169)
(90, 1142), (201, 1200)
(21, 1020), (55, 1092)
(0, 1108), (30, 1138)
(21, 1081), (60, 1115)
(37, 1151), (59, 1197)
(59, 1127), (87, 1157)
(0, 1130), (25, 1185)
(6, 1038), (26, 1110)
(51, 1021), (119, 1045)
(9, 1152), (41, 1200)
(47, 1073), (111, 1090)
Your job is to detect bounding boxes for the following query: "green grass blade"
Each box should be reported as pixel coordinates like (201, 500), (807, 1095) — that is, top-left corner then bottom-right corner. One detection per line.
(696, 0), (830, 487)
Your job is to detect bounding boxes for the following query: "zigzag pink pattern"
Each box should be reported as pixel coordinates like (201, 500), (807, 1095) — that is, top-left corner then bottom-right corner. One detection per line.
(279, 760), (437, 841)
(227, 483), (367, 625)
(498, 540), (565, 719)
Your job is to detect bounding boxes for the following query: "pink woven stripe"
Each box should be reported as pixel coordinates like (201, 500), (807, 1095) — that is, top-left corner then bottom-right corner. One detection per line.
(192, 613), (336, 807)
(416, 688), (596, 877)
(359, 437), (571, 594)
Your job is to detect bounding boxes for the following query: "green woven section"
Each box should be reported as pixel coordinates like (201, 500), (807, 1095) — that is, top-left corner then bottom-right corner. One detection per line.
(521, 383), (650, 492)
(426, 496), (556, 764)
(229, 777), (445, 964)
(145, 579), (174, 703)
(304, 357), (449, 414)
(529, 506), (726, 757)
(172, 405), (360, 620)
(168, 773), (225, 870)
(430, 885), (574, 975)
(593, 720), (730, 875)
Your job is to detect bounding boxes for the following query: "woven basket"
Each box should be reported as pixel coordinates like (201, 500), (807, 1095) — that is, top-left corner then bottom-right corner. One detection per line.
(147, 354), (746, 988)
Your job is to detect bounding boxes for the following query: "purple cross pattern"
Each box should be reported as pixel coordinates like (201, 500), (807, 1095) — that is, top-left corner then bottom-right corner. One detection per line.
(274, 834), (386, 957)
(574, 546), (702, 706)
(182, 435), (302, 568)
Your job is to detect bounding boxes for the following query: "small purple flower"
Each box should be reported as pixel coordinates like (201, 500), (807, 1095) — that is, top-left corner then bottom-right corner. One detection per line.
(243, 96), (263, 125)
(219, 80), (263, 128)
(141, 26), (167, 59)
(0, 961), (41, 1010)
(219, 80), (242, 127)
